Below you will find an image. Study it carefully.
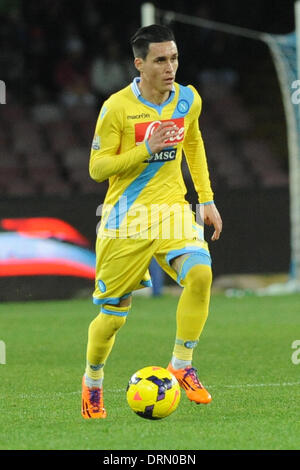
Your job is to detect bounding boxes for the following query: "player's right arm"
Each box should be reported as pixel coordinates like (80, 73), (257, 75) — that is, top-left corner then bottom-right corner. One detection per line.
(89, 102), (180, 183)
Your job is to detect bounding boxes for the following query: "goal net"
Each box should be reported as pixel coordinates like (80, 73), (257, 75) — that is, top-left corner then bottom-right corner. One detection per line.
(141, 3), (300, 292)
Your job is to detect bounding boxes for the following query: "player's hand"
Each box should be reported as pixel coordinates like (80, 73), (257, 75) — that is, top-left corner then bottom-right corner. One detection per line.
(147, 121), (180, 154)
(201, 203), (223, 241)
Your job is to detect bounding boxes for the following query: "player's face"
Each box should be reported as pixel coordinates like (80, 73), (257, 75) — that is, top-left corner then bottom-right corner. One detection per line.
(138, 41), (178, 94)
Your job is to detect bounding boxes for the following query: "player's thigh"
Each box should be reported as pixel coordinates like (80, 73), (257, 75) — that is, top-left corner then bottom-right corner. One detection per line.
(93, 237), (155, 304)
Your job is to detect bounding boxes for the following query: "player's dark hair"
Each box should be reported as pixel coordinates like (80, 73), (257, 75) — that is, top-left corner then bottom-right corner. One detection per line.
(131, 24), (176, 59)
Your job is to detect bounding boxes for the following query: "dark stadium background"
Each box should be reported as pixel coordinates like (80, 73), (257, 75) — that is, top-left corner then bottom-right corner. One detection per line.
(0, 0), (296, 300)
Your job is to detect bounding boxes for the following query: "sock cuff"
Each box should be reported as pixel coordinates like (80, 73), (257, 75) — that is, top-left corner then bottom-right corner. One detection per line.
(85, 363), (104, 382)
(175, 338), (199, 349)
(171, 356), (192, 370)
(84, 373), (104, 388)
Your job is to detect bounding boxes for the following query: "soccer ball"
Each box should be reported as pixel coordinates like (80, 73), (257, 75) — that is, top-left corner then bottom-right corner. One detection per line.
(126, 366), (181, 420)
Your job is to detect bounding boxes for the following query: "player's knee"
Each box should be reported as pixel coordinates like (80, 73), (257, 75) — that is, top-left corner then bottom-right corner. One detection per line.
(100, 303), (130, 332)
(183, 264), (212, 295)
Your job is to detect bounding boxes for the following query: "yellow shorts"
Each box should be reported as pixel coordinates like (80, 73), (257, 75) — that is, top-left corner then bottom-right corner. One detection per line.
(92, 213), (211, 306)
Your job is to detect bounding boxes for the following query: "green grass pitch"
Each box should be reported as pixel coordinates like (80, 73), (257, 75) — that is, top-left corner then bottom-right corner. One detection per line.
(1, 292), (300, 450)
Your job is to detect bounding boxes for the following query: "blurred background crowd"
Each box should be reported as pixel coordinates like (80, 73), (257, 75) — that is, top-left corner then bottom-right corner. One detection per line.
(0, 0), (295, 198)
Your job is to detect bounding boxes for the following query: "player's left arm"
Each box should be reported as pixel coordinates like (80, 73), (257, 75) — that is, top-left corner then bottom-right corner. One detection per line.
(200, 202), (222, 241)
(183, 87), (222, 241)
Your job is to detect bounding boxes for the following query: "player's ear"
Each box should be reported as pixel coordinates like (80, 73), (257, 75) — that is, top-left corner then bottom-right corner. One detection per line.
(134, 57), (143, 73)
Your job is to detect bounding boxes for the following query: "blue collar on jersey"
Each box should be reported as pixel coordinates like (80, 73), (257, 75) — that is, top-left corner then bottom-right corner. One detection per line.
(131, 77), (176, 115)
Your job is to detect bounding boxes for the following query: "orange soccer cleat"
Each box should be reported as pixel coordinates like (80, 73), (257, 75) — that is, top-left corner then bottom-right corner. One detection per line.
(81, 375), (107, 419)
(167, 363), (212, 404)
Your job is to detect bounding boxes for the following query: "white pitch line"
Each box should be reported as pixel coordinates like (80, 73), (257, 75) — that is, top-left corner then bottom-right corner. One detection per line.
(1, 381), (299, 402)
(110, 382), (300, 392)
(111, 382), (300, 392)
(208, 381), (300, 389)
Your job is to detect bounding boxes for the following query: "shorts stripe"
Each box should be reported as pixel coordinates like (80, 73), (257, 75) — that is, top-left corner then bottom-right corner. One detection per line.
(166, 246), (210, 266)
(177, 253), (211, 285)
(140, 279), (153, 287)
(93, 292), (132, 305)
(100, 306), (129, 317)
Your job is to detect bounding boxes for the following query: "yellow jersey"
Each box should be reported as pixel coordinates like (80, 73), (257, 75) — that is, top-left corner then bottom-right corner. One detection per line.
(89, 77), (214, 238)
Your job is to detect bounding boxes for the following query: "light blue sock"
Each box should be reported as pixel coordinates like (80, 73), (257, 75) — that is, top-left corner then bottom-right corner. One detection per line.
(84, 373), (103, 389)
(171, 356), (192, 370)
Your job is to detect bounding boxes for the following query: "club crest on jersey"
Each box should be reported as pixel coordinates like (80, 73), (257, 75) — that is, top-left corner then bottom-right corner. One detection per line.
(135, 118), (184, 147)
(177, 99), (190, 114)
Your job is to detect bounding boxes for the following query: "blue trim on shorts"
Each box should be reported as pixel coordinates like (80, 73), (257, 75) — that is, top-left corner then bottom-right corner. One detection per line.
(93, 292), (132, 305)
(200, 201), (214, 206)
(100, 306), (129, 317)
(140, 279), (153, 287)
(177, 253), (211, 285)
(165, 246), (210, 267)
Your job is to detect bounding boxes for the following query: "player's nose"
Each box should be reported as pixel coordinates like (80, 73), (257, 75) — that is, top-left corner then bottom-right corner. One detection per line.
(165, 60), (174, 73)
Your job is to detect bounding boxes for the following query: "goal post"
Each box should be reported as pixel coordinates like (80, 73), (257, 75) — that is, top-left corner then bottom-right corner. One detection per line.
(296, 1), (300, 82)
(141, 3), (155, 27)
(293, 0), (300, 283)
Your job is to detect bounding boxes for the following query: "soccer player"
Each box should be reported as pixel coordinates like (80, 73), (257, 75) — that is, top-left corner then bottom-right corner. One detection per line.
(81, 24), (222, 419)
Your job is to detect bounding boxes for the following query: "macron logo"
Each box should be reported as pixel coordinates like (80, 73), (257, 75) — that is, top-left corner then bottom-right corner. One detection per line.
(127, 113), (150, 119)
